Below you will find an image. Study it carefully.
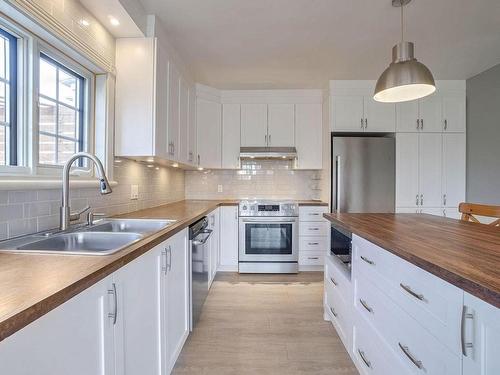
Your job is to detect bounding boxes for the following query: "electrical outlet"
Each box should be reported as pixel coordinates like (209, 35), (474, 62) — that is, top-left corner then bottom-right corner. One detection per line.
(130, 185), (139, 200)
(217, 184), (223, 193)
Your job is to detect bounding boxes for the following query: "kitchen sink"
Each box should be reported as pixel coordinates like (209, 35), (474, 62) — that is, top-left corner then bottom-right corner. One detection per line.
(87, 219), (175, 235)
(12, 232), (143, 255)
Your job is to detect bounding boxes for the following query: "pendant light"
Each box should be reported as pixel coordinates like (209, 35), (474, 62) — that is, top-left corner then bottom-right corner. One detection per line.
(374, 0), (435, 103)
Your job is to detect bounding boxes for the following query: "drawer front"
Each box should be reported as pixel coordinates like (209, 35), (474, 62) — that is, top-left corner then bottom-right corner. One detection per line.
(325, 256), (351, 304)
(299, 206), (328, 222)
(299, 252), (324, 266)
(325, 279), (350, 349)
(354, 274), (462, 375)
(353, 312), (411, 375)
(353, 235), (462, 354)
(299, 222), (329, 236)
(300, 237), (328, 251)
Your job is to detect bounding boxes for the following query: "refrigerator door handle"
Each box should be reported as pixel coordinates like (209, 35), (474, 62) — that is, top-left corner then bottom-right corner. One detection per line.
(336, 155), (341, 213)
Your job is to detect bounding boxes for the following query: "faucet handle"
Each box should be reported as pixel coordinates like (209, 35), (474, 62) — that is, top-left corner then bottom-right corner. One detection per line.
(87, 212), (106, 226)
(69, 205), (91, 222)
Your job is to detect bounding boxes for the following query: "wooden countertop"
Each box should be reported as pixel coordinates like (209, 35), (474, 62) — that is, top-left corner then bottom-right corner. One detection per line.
(0, 199), (327, 342)
(324, 213), (500, 308)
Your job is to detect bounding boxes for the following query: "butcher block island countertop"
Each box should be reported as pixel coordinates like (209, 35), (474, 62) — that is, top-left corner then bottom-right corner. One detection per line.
(324, 212), (500, 308)
(0, 199), (327, 342)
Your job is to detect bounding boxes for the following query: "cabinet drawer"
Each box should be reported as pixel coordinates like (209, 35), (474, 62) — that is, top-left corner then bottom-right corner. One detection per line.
(299, 252), (324, 266)
(299, 206), (328, 222)
(352, 235), (462, 354)
(325, 277), (350, 349)
(299, 237), (328, 251)
(299, 222), (329, 236)
(325, 255), (351, 304)
(354, 274), (461, 375)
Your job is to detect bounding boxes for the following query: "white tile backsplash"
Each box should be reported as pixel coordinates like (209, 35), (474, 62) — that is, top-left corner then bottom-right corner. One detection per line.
(185, 160), (322, 200)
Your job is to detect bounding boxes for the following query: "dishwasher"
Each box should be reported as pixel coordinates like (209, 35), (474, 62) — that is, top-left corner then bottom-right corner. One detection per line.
(189, 217), (213, 330)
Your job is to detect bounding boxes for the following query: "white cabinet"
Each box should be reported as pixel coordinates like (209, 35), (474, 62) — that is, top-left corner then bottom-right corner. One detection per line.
(207, 208), (220, 287)
(0, 277), (115, 375)
(396, 133), (420, 208)
(164, 230), (190, 374)
(196, 98), (222, 168)
(463, 293), (500, 375)
(267, 104), (295, 146)
(241, 103), (268, 147)
(331, 94), (365, 132)
(442, 133), (466, 208)
(178, 77), (190, 164)
(167, 63), (180, 160)
(419, 133), (443, 208)
(364, 95), (397, 132)
(295, 103), (322, 169)
(188, 85), (197, 165)
(442, 94), (466, 132)
(222, 103), (241, 169)
(299, 206), (328, 269)
(113, 249), (162, 375)
(219, 206), (239, 271)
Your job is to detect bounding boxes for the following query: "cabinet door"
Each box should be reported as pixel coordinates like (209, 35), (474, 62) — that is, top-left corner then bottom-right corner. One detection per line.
(396, 134), (420, 208)
(419, 133), (443, 207)
(295, 103), (322, 169)
(168, 62), (180, 160)
(196, 98), (221, 168)
(267, 104), (295, 146)
(442, 94), (466, 133)
(331, 95), (364, 132)
(222, 103), (241, 169)
(219, 206), (239, 270)
(241, 103), (268, 146)
(419, 95), (442, 132)
(188, 85), (197, 165)
(165, 230), (190, 373)
(396, 101), (420, 132)
(178, 77), (190, 164)
(154, 41), (169, 158)
(364, 96), (396, 132)
(0, 277), (115, 375)
(442, 133), (466, 208)
(208, 209), (220, 285)
(463, 293), (500, 375)
(113, 249), (162, 375)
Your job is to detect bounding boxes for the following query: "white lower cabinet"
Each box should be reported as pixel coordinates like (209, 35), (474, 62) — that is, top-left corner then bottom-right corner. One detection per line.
(207, 208), (220, 287)
(462, 293), (500, 375)
(0, 277), (115, 375)
(0, 230), (190, 375)
(219, 206), (239, 271)
(299, 206), (328, 269)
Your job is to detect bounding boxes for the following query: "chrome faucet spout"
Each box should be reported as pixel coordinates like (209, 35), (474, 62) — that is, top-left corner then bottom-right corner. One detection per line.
(60, 152), (112, 231)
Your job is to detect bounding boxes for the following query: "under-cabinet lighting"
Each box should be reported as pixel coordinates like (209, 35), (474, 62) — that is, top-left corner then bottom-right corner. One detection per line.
(147, 164), (154, 168)
(79, 19), (90, 27)
(172, 163), (179, 168)
(108, 16), (120, 26)
(146, 158), (154, 162)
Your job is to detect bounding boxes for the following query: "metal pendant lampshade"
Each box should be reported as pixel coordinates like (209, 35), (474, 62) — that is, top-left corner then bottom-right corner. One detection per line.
(374, 0), (435, 103)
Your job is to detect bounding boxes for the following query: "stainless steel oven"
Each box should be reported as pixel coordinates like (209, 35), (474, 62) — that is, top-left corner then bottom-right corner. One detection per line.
(238, 200), (298, 273)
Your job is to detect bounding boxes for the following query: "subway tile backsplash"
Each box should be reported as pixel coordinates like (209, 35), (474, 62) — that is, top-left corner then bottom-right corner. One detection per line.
(0, 159), (185, 240)
(185, 160), (322, 200)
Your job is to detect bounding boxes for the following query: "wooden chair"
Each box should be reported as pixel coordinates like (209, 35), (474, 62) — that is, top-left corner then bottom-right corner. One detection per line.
(458, 202), (500, 227)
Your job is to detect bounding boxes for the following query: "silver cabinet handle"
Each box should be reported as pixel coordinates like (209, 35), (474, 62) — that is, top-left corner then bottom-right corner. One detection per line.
(329, 277), (338, 286)
(309, 213), (320, 216)
(358, 349), (371, 368)
(108, 283), (117, 325)
(416, 194), (419, 206)
(416, 119), (420, 130)
(444, 119), (448, 130)
(329, 306), (338, 317)
(443, 194), (447, 206)
(268, 134), (271, 144)
(360, 255), (375, 265)
(361, 118), (364, 129)
(359, 299), (373, 313)
(400, 283), (425, 301)
(308, 242), (319, 245)
(461, 306), (474, 356)
(398, 343), (423, 370)
(364, 118), (368, 129)
(308, 257), (319, 260)
(197, 154), (200, 166)
(168, 245), (172, 271)
(335, 155), (342, 213)
(420, 194), (423, 206)
(162, 248), (168, 275)
(420, 119), (424, 130)
(265, 134), (268, 144)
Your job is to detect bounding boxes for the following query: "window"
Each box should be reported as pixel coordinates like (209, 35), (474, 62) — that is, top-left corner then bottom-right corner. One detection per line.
(38, 53), (85, 166)
(0, 27), (17, 166)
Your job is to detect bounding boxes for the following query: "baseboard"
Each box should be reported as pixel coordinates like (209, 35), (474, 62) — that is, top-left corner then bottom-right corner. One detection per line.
(299, 265), (324, 272)
(217, 265), (238, 272)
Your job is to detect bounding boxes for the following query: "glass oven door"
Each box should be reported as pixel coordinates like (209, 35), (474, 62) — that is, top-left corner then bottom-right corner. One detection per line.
(239, 217), (298, 262)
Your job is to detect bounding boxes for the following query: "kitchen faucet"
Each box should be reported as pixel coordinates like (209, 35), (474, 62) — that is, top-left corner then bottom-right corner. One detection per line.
(60, 152), (112, 230)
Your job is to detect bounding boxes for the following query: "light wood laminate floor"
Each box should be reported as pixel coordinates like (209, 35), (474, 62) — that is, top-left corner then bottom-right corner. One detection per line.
(173, 272), (358, 375)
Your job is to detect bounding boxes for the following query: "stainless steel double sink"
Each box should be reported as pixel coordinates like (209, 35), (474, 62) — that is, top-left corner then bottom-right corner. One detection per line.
(0, 219), (176, 256)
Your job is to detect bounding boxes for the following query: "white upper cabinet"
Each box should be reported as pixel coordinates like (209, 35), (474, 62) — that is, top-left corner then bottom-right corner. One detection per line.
(419, 133), (443, 207)
(267, 104), (295, 146)
(295, 103), (322, 169)
(330, 82), (395, 133)
(240, 103), (268, 147)
(442, 94), (466, 132)
(196, 95), (222, 169)
(396, 100), (420, 132)
(178, 77), (190, 164)
(418, 94), (443, 132)
(222, 103), (241, 169)
(188, 84), (197, 165)
(442, 133), (466, 208)
(168, 63), (180, 160)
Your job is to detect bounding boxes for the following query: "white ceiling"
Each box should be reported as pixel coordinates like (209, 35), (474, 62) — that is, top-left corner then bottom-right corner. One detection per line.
(136, 0), (500, 89)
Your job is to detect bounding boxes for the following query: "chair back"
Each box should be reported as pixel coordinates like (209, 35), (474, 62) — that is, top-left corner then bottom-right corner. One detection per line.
(458, 202), (500, 227)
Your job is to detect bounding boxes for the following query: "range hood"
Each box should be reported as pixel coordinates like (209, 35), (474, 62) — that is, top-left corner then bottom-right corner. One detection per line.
(239, 147), (297, 160)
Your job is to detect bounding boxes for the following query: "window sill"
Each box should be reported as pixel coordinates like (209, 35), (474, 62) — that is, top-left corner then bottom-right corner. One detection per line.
(0, 177), (118, 190)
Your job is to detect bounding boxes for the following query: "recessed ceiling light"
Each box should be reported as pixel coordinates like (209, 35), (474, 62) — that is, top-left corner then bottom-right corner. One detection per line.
(114, 158), (122, 163)
(146, 157), (154, 162)
(172, 163), (179, 168)
(197, 167), (204, 171)
(79, 19), (90, 27)
(108, 16), (120, 26)
(147, 164), (154, 168)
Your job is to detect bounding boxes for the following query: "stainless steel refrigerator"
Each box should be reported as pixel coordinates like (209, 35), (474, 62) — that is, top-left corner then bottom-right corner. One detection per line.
(331, 136), (395, 213)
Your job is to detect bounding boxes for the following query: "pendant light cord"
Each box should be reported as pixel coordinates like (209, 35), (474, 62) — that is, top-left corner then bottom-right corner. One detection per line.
(400, 0), (404, 42)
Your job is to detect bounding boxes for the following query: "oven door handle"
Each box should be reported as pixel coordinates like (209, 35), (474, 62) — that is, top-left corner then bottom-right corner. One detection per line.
(240, 218), (297, 223)
(192, 229), (213, 246)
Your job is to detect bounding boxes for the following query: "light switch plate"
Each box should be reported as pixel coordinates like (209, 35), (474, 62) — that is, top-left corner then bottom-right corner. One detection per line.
(130, 184), (139, 200)
(217, 184), (223, 193)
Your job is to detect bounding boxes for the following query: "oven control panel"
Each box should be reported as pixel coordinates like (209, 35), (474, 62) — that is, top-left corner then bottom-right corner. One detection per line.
(239, 200), (298, 217)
